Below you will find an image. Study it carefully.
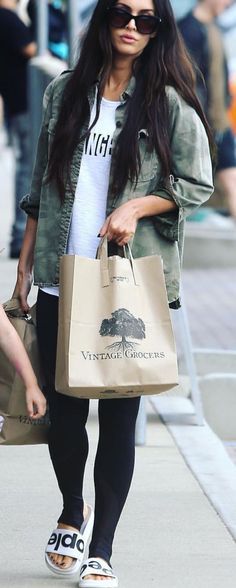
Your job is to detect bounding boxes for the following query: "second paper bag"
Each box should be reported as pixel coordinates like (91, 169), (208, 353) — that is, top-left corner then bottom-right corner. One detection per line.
(0, 299), (49, 444)
(55, 244), (178, 399)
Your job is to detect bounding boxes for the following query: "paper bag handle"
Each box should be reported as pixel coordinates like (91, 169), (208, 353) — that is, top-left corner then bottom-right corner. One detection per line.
(97, 236), (139, 287)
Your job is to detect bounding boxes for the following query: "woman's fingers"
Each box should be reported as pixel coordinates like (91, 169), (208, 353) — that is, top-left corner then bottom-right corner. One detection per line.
(99, 215), (111, 237)
(100, 202), (138, 242)
(26, 399), (33, 418)
(109, 227), (135, 243)
(105, 220), (135, 241)
(115, 230), (135, 245)
(17, 293), (30, 313)
(30, 406), (46, 419)
(12, 282), (30, 312)
(26, 394), (47, 419)
(18, 294), (29, 313)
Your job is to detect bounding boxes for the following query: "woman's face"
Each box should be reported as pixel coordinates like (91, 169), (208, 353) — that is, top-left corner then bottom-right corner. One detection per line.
(108, 0), (157, 60)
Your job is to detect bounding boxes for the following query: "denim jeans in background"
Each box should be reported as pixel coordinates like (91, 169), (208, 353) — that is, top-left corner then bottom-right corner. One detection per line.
(9, 112), (30, 256)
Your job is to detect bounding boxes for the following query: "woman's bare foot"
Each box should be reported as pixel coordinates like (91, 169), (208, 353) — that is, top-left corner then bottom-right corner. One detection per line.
(48, 511), (113, 582)
(83, 557), (114, 582)
(48, 504), (89, 570)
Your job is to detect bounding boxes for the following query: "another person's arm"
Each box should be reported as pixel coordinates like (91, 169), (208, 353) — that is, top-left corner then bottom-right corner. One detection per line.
(7, 10), (37, 60)
(0, 304), (46, 419)
(21, 41), (37, 58)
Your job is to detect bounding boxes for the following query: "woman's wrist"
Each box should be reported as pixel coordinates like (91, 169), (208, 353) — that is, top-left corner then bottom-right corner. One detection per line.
(130, 195), (177, 220)
(24, 374), (38, 389)
(17, 265), (32, 278)
(18, 250), (34, 276)
(125, 198), (144, 221)
(126, 196), (155, 220)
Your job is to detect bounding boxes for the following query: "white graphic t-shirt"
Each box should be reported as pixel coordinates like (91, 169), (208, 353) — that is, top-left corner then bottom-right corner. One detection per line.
(42, 95), (121, 296)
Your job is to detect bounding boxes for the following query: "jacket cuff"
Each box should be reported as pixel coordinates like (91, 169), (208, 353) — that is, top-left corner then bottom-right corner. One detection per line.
(151, 189), (181, 241)
(20, 194), (39, 221)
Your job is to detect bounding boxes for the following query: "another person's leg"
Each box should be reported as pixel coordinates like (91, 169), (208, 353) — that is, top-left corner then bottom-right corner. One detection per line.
(215, 128), (236, 219)
(84, 396), (140, 581)
(216, 167), (236, 219)
(36, 290), (90, 568)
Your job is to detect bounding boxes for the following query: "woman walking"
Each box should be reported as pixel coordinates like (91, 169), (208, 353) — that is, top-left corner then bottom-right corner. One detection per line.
(14, 0), (213, 585)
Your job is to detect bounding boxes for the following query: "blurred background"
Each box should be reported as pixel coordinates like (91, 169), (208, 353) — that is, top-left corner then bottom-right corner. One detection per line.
(1, 1), (236, 216)
(1, 4), (236, 223)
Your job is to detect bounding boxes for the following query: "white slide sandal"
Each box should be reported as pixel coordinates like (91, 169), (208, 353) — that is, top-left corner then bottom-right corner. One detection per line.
(45, 504), (94, 577)
(79, 557), (118, 587)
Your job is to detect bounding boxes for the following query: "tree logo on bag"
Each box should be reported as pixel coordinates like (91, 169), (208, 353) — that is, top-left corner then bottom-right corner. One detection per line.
(99, 308), (145, 353)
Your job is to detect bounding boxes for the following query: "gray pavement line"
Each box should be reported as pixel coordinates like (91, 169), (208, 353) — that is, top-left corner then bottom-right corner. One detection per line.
(199, 373), (236, 381)
(185, 226), (236, 239)
(150, 396), (236, 544)
(192, 348), (236, 355)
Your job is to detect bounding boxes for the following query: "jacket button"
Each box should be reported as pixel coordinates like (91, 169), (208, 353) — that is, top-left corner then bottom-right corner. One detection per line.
(116, 121), (122, 128)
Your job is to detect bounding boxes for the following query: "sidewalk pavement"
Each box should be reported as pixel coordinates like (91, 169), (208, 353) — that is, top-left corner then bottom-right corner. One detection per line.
(1, 410), (236, 588)
(1, 130), (236, 587)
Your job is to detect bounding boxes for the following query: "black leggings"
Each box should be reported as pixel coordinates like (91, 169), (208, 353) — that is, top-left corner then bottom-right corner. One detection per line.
(36, 289), (140, 562)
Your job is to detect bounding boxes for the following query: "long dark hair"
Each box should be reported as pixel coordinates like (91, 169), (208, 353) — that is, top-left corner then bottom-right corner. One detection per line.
(47, 0), (214, 200)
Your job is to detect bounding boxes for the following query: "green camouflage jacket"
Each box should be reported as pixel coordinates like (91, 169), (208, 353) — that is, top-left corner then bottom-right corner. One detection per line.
(21, 72), (213, 304)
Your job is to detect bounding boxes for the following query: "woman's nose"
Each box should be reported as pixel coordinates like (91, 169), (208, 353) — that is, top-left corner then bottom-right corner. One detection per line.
(126, 17), (137, 31)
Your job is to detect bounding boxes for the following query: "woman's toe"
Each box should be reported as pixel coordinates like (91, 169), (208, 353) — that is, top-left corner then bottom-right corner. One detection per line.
(49, 553), (57, 563)
(60, 556), (74, 568)
(48, 551), (75, 569)
(85, 575), (113, 581)
(55, 554), (64, 566)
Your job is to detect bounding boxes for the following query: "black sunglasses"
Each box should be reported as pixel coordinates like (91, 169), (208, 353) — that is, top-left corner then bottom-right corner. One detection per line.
(107, 7), (162, 35)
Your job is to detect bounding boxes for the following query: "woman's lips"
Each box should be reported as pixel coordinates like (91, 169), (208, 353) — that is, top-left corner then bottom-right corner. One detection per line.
(120, 35), (137, 43)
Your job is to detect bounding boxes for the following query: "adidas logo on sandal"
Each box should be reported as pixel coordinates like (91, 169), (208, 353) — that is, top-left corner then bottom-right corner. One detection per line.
(48, 532), (84, 553)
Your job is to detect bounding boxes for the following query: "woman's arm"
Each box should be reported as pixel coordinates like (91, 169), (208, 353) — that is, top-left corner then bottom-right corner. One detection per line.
(128, 195), (177, 217)
(20, 81), (54, 220)
(0, 304), (46, 418)
(14, 82), (55, 309)
(13, 217), (38, 312)
(99, 196), (177, 246)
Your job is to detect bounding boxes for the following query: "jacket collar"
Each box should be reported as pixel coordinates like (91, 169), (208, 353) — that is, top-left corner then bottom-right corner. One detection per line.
(121, 75), (136, 99)
(93, 74), (136, 102)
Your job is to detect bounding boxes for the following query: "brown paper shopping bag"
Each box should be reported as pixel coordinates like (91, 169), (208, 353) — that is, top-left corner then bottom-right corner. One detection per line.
(0, 298), (49, 445)
(55, 239), (178, 399)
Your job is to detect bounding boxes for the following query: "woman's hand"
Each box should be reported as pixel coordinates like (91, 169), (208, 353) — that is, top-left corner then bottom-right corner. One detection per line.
(99, 195), (178, 246)
(25, 383), (47, 419)
(99, 200), (139, 246)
